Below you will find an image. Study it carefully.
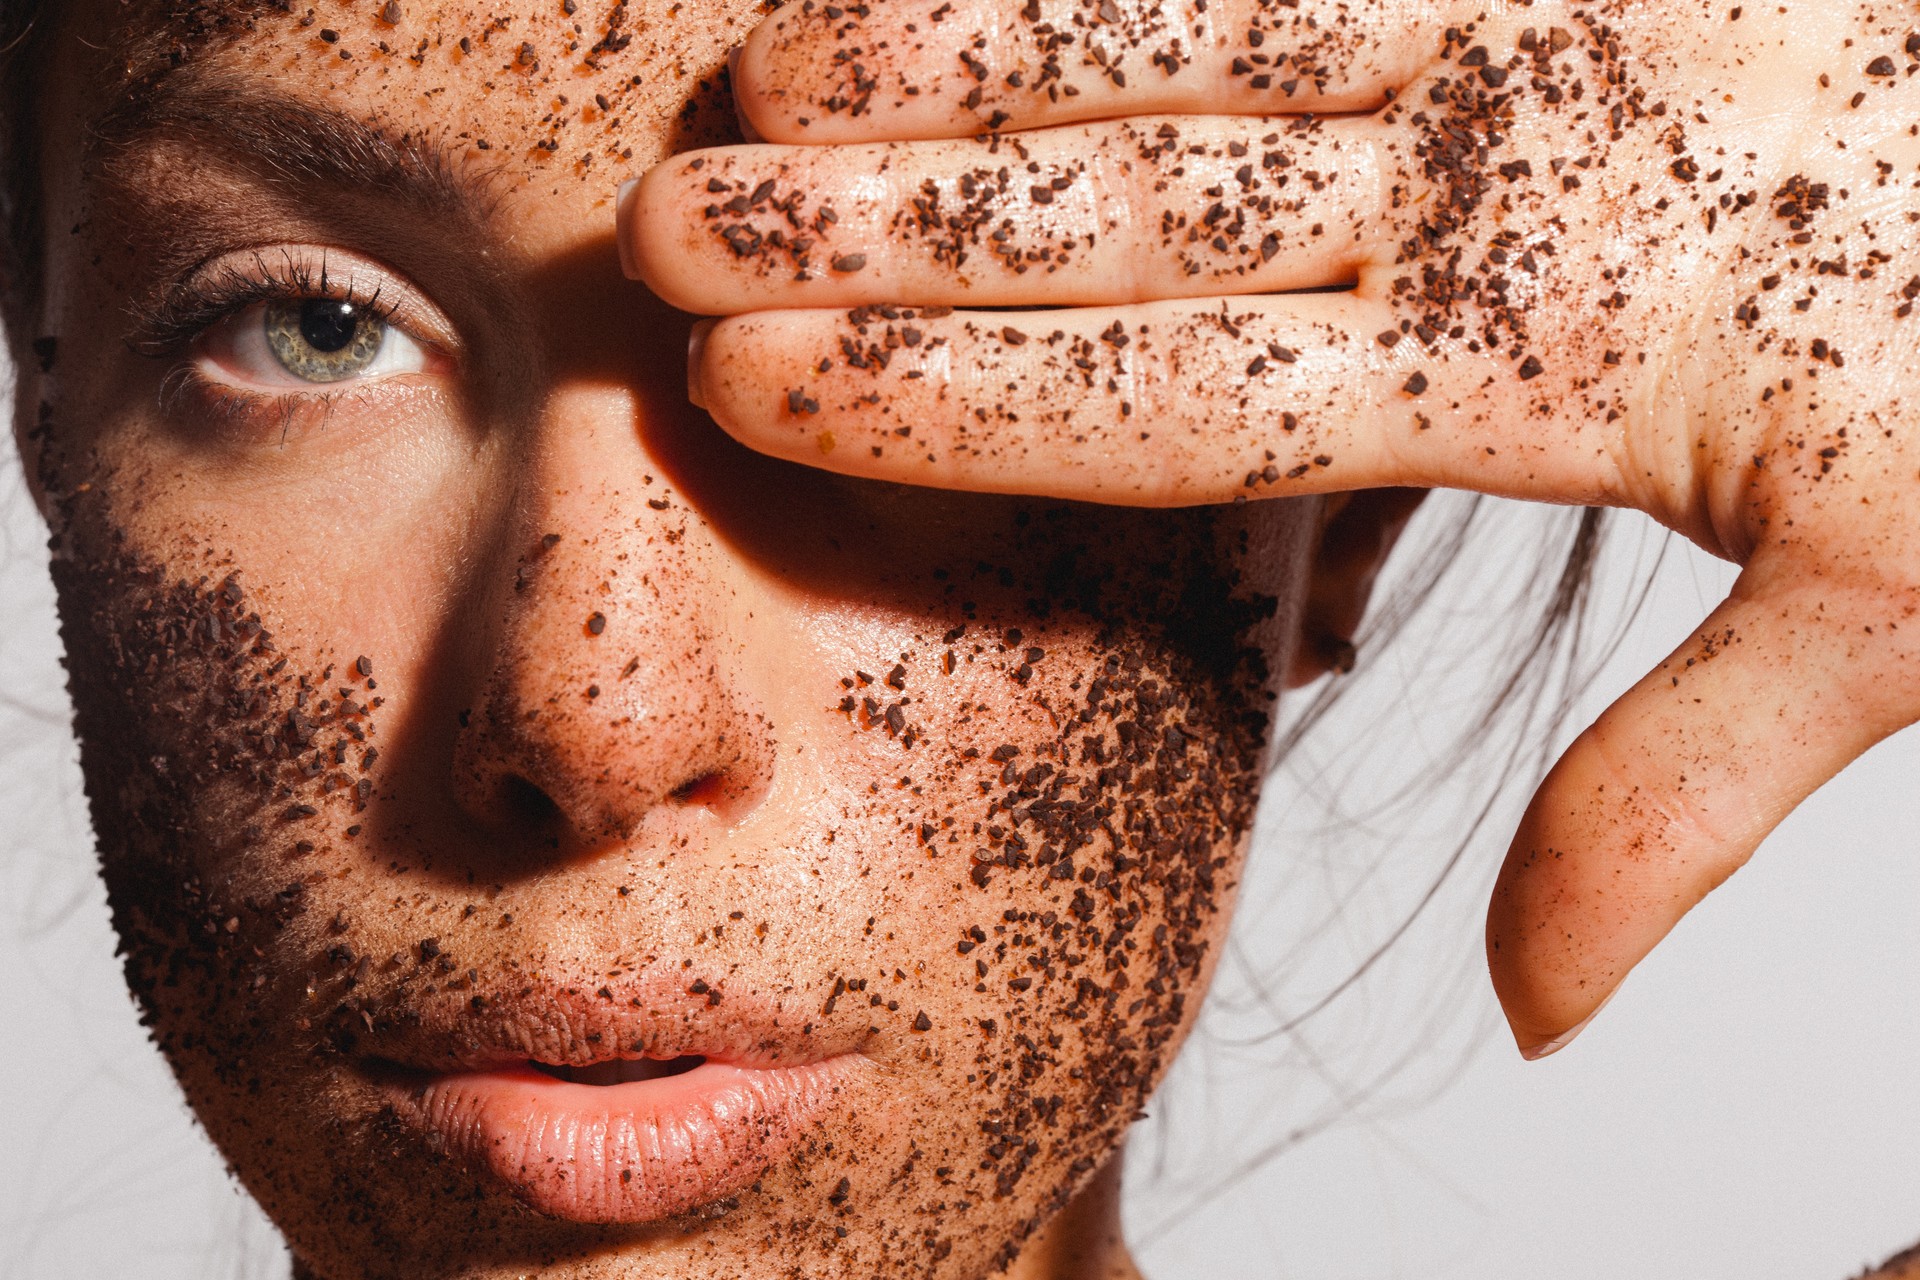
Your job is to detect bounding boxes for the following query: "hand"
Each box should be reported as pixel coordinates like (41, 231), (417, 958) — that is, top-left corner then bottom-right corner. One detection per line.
(623, 0), (1920, 1057)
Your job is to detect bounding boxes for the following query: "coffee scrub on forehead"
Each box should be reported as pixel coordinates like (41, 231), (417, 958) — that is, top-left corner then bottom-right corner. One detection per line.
(11, 0), (1920, 1277)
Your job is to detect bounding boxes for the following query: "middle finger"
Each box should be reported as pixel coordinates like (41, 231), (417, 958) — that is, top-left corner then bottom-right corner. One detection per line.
(627, 114), (1390, 314)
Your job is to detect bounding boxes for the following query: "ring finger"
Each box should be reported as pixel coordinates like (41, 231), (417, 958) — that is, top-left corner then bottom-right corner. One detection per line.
(688, 296), (1620, 508)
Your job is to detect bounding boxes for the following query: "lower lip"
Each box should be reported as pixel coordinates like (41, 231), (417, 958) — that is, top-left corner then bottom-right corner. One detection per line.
(392, 1057), (863, 1223)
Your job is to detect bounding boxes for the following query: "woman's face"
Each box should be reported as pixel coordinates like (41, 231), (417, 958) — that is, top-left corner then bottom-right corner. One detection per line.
(21, 1), (1319, 1275)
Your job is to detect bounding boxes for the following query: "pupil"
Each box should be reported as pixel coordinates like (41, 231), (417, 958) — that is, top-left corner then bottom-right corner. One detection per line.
(299, 300), (361, 353)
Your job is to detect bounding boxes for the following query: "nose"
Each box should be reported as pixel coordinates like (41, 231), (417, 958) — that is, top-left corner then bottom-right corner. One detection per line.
(450, 387), (774, 849)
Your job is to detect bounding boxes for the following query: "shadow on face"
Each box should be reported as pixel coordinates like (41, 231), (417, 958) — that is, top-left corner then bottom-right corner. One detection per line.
(17, 2), (1320, 1276)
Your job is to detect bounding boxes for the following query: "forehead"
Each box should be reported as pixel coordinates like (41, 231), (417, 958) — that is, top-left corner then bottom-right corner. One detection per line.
(84, 0), (761, 180)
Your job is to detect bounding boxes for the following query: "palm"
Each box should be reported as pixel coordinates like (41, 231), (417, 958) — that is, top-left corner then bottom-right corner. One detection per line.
(1363, 7), (1920, 564)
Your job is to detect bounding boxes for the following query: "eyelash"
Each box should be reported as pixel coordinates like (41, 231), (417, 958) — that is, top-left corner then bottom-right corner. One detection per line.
(137, 250), (444, 441)
(138, 253), (404, 353)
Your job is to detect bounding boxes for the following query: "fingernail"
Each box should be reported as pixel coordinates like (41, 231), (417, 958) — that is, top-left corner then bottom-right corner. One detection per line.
(1517, 987), (1618, 1061)
(616, 178), (641, 279)
(729, 46), (764, 142)
(687, 318), (716, 409)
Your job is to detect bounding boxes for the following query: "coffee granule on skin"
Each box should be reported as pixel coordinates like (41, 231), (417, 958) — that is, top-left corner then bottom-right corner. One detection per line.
(713, 10), (1898, 495)
(737, 1), (1920, 491)
(1379, 15), (1665, 389)
(756, 0), (1390, 129)
(96, 0), (734, 196)
(678, 115), (1372, 305)
(809, 500), (1280, 1270)
(44, 513), (421, 1241)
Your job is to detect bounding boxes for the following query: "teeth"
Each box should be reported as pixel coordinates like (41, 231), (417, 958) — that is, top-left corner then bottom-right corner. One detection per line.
(530, 1055), (706, 1085)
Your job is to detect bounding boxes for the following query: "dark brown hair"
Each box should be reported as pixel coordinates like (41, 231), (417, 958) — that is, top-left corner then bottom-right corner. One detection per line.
(0, 0), (47, 351)
(0, 0), (290, 347)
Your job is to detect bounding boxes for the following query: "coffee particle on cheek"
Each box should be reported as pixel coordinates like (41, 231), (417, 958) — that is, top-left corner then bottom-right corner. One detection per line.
(53, 535), (395, 1101)
(844, 512), (1274, 1249)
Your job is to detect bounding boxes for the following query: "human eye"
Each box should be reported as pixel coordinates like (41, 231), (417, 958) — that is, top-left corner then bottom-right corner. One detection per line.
(209, 292), (428, 389)
(137, 245), (457, 437)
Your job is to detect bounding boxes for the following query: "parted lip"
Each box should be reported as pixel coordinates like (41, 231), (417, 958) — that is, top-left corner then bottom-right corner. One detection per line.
(353, 972), (884, 1224)
(353, 971), (874, 1077)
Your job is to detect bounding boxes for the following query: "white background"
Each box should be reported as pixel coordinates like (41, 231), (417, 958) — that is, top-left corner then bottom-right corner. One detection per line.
(2, 406), (1916, 1277)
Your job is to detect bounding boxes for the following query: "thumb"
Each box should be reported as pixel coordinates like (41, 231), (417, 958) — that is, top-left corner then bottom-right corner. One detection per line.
(1486, 561), (1920, 1058)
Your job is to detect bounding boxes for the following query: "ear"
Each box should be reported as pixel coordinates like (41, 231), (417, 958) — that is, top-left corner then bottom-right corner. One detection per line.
(1285, 488), (1429, 688)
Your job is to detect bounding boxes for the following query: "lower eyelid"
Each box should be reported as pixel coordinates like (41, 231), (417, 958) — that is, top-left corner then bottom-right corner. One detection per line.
(166, 363), (442, 447)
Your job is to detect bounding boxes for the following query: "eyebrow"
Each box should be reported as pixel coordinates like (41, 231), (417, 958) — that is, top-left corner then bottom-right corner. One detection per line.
(85, 75), (495, 226)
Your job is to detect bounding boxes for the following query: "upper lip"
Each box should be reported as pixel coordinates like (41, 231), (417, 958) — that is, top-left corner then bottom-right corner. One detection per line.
(352, 972), (873, 1076)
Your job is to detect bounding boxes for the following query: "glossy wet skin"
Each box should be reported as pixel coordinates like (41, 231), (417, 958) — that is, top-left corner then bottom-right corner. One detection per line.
(15, 2), (1323, 1276)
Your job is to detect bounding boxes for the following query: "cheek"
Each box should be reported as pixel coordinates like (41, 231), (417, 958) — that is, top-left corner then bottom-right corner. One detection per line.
(756, 532), (1274, 1248)
(50, 532), (381, 1004)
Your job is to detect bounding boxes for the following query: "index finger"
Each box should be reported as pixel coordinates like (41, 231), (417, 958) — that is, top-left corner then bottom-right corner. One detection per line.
(734, 0), (1468, 143)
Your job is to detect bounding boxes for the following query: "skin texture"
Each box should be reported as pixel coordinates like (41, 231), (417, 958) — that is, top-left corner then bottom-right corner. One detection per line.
(4, 1), (1426, 1277)
(626, 0), (1920, 1057)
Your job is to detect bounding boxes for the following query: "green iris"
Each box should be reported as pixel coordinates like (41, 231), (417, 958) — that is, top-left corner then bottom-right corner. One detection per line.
(263, 298), (387, 383)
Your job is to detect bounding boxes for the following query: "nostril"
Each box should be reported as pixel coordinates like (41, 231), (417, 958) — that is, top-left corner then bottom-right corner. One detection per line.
(668, 772), (730, 808)
(499, 773), (561, 827)
(667, 763), (773, 824)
